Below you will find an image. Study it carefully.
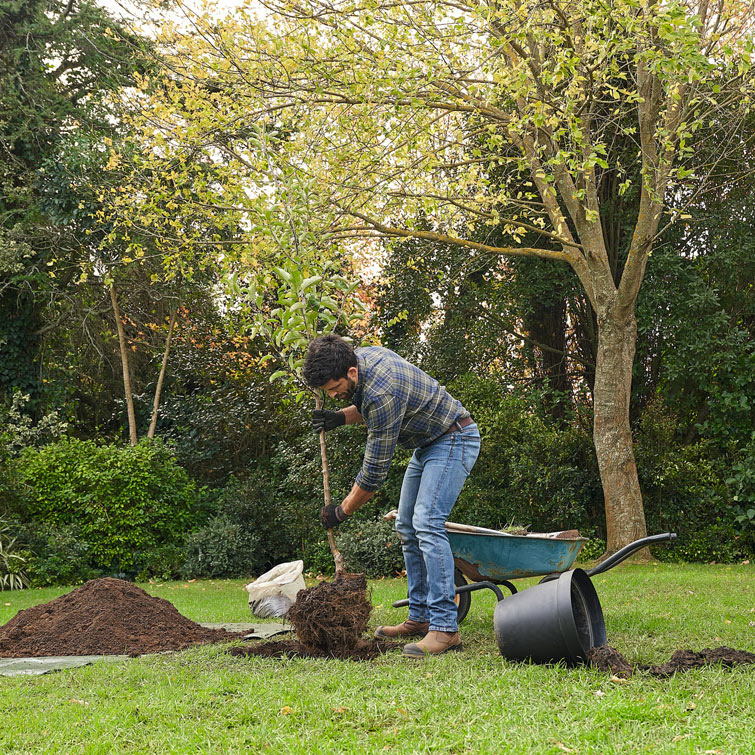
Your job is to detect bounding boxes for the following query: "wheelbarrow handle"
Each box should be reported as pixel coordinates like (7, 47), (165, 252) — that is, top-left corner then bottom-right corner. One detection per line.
(585, 532), (677, 578)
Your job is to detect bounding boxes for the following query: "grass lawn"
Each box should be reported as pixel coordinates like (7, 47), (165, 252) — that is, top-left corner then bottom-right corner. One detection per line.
(1, 562), (754, 754)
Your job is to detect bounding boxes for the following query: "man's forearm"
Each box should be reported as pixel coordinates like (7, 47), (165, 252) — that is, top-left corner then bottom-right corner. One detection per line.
(340, 483), (374, 516)
(340, 405), (364, 425)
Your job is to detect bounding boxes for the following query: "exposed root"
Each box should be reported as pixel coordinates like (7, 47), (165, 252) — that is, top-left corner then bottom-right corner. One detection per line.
(287, 572), (371, 655)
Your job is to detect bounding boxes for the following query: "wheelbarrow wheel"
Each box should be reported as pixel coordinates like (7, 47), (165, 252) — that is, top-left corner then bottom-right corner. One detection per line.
(391, 568), (473, 621)
(454, 568), (472, 624)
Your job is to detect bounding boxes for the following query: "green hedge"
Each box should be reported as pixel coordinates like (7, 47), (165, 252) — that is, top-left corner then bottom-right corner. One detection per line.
(634, 402), (747, 562)
(729, 432), (755, 552)
(12, 521), (98, 586)
(182, 514), (262, 579)
(14, 437), (200, 573)
(337, 519), (405, 578)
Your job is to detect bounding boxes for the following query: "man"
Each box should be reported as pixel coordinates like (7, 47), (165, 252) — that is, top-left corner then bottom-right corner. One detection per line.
(302, 334), (480, 656)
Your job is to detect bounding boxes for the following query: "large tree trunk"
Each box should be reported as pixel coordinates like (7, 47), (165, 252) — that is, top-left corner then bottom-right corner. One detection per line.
(110, 284), (138, 446)
(593, 307), (649, 558)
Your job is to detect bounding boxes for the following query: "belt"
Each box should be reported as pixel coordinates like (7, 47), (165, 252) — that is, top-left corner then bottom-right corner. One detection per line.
(443, 416), (474, 435)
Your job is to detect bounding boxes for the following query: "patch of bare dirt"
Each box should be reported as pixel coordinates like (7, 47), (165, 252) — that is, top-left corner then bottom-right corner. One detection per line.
(229, 638), (397, 660)
(588, 644), (755, 677)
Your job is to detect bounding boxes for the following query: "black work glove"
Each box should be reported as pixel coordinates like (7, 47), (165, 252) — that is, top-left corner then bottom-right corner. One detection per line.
(321, 503), (349, 529)
(311, 409), (345, 433)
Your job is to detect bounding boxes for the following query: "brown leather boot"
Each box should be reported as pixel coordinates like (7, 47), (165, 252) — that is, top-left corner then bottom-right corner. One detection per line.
(402, 630), (462, 656)
(374, 619), (430, 639)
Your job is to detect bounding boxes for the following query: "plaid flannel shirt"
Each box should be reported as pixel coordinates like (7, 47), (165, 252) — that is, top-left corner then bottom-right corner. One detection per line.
(352, 347), (469, 492)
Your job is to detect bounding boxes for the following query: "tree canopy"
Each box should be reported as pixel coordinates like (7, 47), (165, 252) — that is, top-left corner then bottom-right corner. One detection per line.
(108, 0), (753, 552)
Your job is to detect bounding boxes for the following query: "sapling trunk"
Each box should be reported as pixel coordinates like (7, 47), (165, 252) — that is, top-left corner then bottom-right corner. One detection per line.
(315, 393), (344, 574)
(147, 303), (179, 439)
(110, 284), (138, 446)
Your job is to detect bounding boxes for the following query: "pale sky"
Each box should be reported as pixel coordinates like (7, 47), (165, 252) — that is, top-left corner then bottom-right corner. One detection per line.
(101, 0), (257, 24)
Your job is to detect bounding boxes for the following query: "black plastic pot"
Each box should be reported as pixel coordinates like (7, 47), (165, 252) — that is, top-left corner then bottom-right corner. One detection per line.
(493, 568), (606, 665)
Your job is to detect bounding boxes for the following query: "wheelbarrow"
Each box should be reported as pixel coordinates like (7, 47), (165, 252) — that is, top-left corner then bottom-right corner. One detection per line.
(389, 517), (677, 664)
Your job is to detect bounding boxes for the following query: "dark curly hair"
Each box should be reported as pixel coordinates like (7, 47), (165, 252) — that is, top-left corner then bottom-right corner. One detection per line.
(301, 334), (357, 388)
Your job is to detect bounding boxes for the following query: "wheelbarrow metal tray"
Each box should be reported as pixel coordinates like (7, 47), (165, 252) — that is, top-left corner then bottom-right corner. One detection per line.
(448, 530), (585, 583)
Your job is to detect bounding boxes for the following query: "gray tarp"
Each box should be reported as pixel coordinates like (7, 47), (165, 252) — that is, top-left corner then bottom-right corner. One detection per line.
(0, 622), (292, 677)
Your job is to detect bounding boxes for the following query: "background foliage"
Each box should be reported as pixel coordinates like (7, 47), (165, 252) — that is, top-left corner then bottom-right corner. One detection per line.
(0, 0), (752, 585)
(11, 438), (200, 575)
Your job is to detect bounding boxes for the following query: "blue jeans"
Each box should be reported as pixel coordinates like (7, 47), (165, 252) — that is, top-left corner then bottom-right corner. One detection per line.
(395, 423), (480, 633)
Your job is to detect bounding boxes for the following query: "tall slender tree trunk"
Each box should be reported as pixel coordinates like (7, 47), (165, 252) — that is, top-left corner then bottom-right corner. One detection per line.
(592, 307), (649, 558)
(110, 284), (138, 446)
(147, 303), (179, 439)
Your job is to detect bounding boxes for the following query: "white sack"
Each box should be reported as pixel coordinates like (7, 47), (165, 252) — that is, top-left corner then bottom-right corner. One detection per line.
(244, 560), (305, 619)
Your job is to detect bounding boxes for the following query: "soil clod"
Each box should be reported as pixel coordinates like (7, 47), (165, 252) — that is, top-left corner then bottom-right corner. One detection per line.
(587, 644), (634, 677)
(0, 577), (238, 657)
(588, 644), (755, 677)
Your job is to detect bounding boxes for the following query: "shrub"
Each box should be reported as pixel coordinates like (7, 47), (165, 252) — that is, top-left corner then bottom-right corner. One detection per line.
(0, 392), (68, 454)
(577, 537), (607, 562)
(0, 518), (29, 590)
(671, 522), (745, 564)
(15, 437), (200, 573)
(0, 455), (17, 519)
(14, 520), (187, 586)
(0, 391), (68, 518)
(337, 519), (405, 578)
(205, 433), (411, 576)
(182, 515), (262, 579)
(273, 426), (409, 525)
(14, 521), (98, 586)
(211, 470), (294, 569)
(135, 544), (186, 582)
(303, 539), (339, 575)
(633, 402), (747, 562)
(728, 432), (755, 551)
(448, 378), (603, 534)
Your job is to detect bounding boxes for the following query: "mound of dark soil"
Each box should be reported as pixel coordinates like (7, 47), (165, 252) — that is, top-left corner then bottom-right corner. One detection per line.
(588, 644), (755, 678)
(0, 578), (238, 658)
(287, 572), (372, 655)
(229, 638), (397, 660)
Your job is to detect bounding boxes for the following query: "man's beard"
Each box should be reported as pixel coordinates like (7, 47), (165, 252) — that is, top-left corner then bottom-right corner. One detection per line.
(337, 377), (357, 402)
